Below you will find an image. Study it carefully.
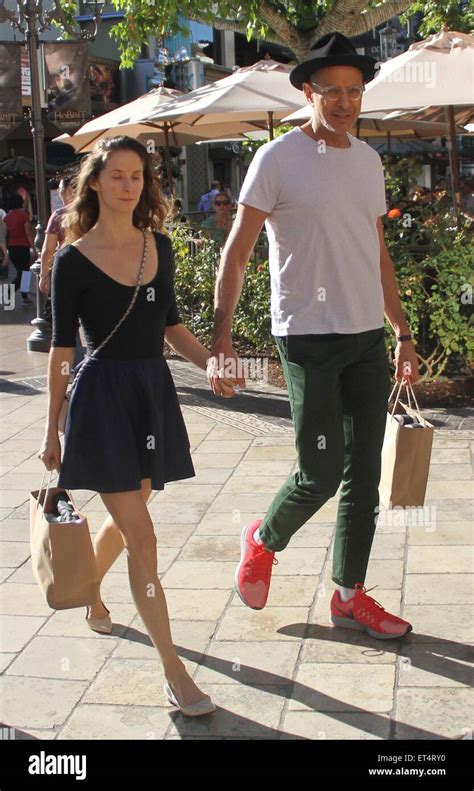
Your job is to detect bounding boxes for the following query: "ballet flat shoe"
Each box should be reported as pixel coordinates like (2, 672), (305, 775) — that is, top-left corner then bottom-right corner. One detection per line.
(163, 682), (216, 717)
(85, 602), (112, 634)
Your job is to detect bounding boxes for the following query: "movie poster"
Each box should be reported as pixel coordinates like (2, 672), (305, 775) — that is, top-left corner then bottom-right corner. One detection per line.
(89, 57), (121, 113)
(0, 43), (23, 129)
(44, 41), (91, 130)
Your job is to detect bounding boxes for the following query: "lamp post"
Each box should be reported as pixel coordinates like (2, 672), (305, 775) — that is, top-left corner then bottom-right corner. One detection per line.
(0, 0), (104, 350)
(379, 23), (398, 62)
(148, 41), (192, 196)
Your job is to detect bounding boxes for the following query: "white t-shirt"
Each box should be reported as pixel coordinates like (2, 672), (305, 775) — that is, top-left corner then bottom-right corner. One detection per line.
(239, 126), (387, 335)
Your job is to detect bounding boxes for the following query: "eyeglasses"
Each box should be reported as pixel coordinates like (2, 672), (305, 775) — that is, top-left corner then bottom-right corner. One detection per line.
(214, 200), (230, 206)
(310, 82), (365, 102)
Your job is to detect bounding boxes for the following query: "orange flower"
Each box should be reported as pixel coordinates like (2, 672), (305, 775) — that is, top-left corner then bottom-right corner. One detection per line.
(257, 264), (265, 272)
(387, 208), (402, 219)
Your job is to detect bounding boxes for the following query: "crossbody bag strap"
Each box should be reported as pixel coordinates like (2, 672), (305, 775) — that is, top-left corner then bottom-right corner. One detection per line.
(70, 228), (149, 391)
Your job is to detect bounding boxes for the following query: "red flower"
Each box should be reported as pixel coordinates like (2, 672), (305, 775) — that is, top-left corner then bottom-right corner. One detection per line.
(257, 264), (265, 272)
(387, 208), (402, 219)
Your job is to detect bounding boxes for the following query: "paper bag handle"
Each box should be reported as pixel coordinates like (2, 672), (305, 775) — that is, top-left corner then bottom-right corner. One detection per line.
(388, 379), (425, 423)
(388, 379), (405, 416)
(36, 469), (77, 513)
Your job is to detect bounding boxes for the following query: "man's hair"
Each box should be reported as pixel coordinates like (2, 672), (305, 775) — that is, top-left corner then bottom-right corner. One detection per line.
(210, 180), (221, 190)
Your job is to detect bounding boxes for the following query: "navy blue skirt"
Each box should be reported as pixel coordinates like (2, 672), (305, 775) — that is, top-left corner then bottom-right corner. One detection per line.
(57, 355), (195, 493)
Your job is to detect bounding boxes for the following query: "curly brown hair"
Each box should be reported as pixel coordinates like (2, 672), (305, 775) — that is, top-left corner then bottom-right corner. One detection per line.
(62, 136), (171, 246)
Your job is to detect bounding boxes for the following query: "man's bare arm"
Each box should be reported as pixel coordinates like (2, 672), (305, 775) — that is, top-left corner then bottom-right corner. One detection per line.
(209, 203), (268, 394)
(377, 217), (419, 383)
(212, 203), (268, 346)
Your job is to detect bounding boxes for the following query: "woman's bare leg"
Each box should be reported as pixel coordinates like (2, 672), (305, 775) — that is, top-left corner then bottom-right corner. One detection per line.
(89, 479), (151, 619)
(99, 486), (208, 707)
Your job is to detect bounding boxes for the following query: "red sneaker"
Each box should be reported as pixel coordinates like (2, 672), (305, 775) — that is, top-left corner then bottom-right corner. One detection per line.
(330, 583), (412, 640)
(235, 520), (277, 609)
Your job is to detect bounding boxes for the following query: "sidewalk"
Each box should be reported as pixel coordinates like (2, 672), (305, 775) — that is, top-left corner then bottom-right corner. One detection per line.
(0, 305), (472, 741)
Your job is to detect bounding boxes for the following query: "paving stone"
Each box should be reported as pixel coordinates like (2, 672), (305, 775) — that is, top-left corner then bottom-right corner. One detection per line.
(58, 704), (171, 740)
(405, 574), (473, 605)
(407, 545), (473, 574)
(0, 583), (51, 616)
(83, 658), (200, 706)
(281, 711), (391, 740)
(231, 575), (320, 609)
(0, 542), (30, 567)
(162, 588), (231, 621)
(114, 619), (217, 660)
(216, 607), (309, 642)
(397, 642), (472, 687)
(289, 663), (396, 713)
(194, 641), (300, 687)
(5, 635), (115, 680)
(162, 561), (235, 589)
(402, 605), (473, 643)
(166, 684), (287, 738)
(408, 521), (473, 545)
(38, 604), (137, 638)
(394, 688), (474, 739)
(0, 676), (87, 729)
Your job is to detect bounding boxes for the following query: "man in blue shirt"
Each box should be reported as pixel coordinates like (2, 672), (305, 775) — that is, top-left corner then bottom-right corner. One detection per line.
(197, 180), (221, 213)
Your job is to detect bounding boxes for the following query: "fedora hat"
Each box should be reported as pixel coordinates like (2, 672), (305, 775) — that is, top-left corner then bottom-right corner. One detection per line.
(290, 32), (377, 90)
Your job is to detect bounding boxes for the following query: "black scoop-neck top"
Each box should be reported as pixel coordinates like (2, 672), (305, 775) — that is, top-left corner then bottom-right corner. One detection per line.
(51, 231), (181, 359)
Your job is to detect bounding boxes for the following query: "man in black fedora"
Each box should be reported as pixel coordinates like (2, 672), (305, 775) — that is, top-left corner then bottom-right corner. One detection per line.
(209, 32), (419, 639)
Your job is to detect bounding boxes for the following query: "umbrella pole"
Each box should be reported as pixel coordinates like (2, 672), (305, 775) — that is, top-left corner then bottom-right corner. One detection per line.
(386, 131), (391, 175)
(163, 123), (175, 197)
(444, 105), (461, 224)
(268, 111), (274, 141)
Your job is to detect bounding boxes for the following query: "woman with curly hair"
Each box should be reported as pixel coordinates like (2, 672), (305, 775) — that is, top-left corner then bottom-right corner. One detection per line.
(38, 135), (235, 716)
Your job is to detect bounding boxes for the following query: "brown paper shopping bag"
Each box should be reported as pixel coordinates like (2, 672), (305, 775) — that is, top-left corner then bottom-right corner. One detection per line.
(30, 470), (99, 609)
(379, 380), (434, 508)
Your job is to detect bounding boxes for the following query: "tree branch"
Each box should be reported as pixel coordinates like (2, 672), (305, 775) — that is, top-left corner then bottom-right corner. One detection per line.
(186, 8), (295, 51)
(259, 0), (313, 58)
(349, 0), (415, 36)
(314, 0), (369, 39)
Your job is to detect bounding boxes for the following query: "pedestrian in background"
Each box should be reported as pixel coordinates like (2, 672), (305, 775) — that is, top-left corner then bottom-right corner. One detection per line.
(4, 194), (35, 305)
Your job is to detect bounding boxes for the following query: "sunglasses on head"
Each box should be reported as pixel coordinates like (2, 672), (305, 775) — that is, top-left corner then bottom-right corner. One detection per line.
(215, 200), (230, 206)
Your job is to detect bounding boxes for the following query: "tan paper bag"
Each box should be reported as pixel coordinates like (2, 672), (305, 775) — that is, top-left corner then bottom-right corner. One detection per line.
(30, 470), (99, 609)
(379, 380), (434, 508)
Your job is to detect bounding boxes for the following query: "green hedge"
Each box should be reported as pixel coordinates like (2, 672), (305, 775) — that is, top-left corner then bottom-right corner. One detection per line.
(171, 211), (473, 381)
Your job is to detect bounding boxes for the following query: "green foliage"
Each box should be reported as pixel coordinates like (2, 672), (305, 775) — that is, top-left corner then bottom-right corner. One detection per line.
(171, 178), (473, 381)
(54, 0), (431, 70)
(383, 188), (474, 379)
(170, 224), (272, 350)
(400, 1), (474, 37)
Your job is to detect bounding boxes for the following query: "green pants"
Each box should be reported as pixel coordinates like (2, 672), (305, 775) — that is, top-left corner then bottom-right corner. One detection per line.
(259, 327), (391, 588)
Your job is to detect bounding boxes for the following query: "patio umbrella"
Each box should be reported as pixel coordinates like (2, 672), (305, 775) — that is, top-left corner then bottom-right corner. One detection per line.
(282, 106), (466, 138)
(361, 30), (474, 219)
(281, 106), (466, 173)
(384, 106), (474, 128)
(0, 156), (59, 175)
(53, 87), (189, 191)
(367, 138), (449, 156)
(135, 59), (304, 140)
(53, 86), (260, 192)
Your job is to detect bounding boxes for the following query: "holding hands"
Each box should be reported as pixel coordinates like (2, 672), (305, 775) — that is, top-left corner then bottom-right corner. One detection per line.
(206, 341), (246, 398)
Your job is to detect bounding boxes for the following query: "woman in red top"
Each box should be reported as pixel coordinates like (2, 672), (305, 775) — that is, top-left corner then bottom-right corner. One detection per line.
(4, 194), (35, 305)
